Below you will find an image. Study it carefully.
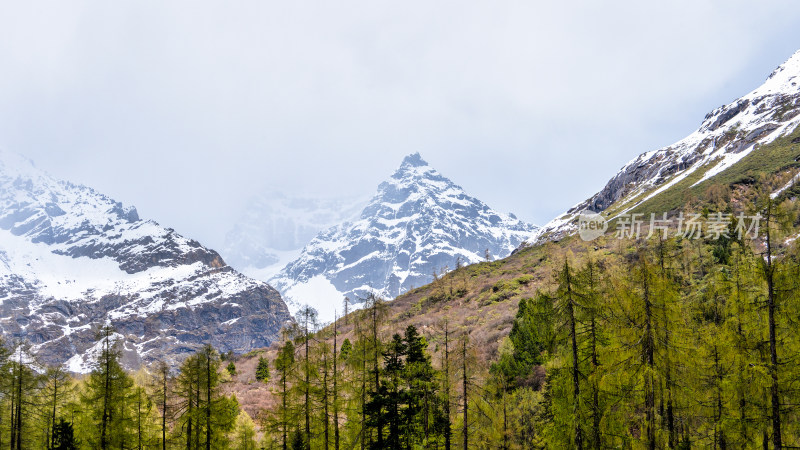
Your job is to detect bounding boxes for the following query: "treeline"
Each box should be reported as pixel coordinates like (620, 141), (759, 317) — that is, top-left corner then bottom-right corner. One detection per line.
(0, 326), (256, 449)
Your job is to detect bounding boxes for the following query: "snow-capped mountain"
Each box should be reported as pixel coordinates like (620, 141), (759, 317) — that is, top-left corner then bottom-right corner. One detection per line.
(221, 191), (366, 281)
(536, 48), (800, 240)
(0, 150), (290, 371)
(270, 153), (537, 321)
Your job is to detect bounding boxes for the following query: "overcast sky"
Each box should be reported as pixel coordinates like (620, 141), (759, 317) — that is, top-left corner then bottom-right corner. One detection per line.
(1, 1), (800, 249)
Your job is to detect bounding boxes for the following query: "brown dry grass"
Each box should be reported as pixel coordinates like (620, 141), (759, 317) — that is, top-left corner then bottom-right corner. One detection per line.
(223, 235), (614, 430)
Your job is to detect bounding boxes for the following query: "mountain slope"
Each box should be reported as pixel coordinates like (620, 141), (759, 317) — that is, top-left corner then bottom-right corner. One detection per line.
(0, 150), (291, 371)
(537, 49), (800, 239)
(269, 153), (537, 320)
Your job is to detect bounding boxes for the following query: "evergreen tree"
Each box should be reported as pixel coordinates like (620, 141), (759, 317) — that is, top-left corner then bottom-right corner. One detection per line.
(293, 305), (319, 450)
(441, 321), (453, 450)
(7, 346), (40, 450)
(402, 325), (438, 446)
(174, 345), (239, 449)
(275, 340), (296, 450)
(41, 365), (73, 450)
(151, 360), (172, 450)
(51, 419), (77, 450)
(491, 293), (553, 390)
(256, 356), (270, 383)
(232, 411), (258, 450)
(340, 339), (352, 361)
(332, 311), (341, 450)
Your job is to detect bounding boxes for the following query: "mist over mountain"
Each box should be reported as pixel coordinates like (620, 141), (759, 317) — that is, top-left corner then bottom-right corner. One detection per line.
(221, 191), (367, 281)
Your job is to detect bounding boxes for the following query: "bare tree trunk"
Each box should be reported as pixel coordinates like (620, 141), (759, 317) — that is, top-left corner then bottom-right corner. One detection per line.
(187, 376), (193, 450)
(138, 392), (143, 450)
(323, 350), (330, 450)
(642, 259), (656, 450)
(206, 352), (212, 450)
(304, 313), (311, 450)
(162, 368), (168, 450)
(565, 263), (584, 450)
(444, 322), (451, 450)
(51, 377), (58, 450)
(333, 312), (340, 450)
(657, 238), (676, 449)
(588, 261), (602, 449)
(462, 338), (468, 450)
(281, 362), (287, 450)
(101, 331), (111, 450)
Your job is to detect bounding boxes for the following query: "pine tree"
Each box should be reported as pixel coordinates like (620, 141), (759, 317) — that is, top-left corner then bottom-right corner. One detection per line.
(256, 356), (270, 383)
(51, 419), (76, 450)
(7, 344), (40, 450)
(332, 311), (341, 450)
(318, 340), (333, 450)
(491, 291), (553, 394)
(41, 365), (73, 450)
(232, 411), (258, 450)
(174, 345), (238, 449)
(340, 339), (352, 361)
(760, 198), (787, 449)
(131, 385), (153, 449)
(460, 335), (469, 450)
(81, 325), (134, 450)
(174, 353), (200, 449)
(151, 361), (171, 450)
(275, 340), (296, 450)
(577, 259), (606, 449)
(402, 325), (438, 446)
(442, 321), (452, 450)
(294, 305), (318, 450)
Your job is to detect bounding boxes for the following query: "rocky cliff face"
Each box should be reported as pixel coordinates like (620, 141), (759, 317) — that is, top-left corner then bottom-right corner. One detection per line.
(269, 153), (537, 321)
(0, 151), (291, 371)
(536, 49), (800, 240)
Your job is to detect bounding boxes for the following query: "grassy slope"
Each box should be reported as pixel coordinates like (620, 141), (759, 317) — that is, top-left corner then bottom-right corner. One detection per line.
(223, 235), (615, 421)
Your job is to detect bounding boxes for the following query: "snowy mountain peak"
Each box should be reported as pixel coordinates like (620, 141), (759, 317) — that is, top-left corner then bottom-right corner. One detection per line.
(270, 154), (538, 321)
(368, 154), (463, 214)
(536, 49), (800, 241)
(399, 152), (429, 169)
(764, 49), (800, 90)
(0, 148), (34, 174)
